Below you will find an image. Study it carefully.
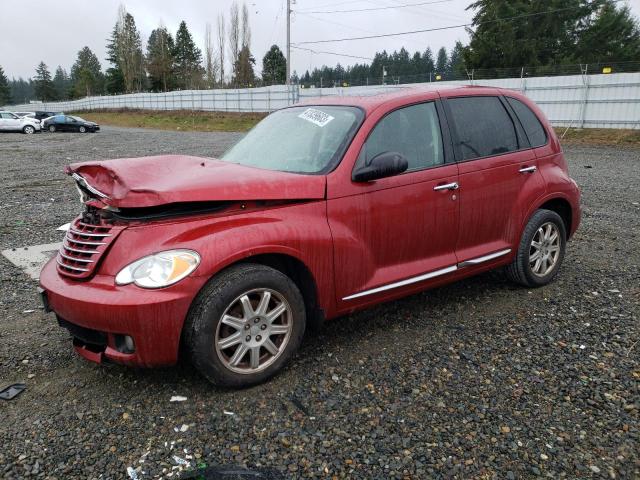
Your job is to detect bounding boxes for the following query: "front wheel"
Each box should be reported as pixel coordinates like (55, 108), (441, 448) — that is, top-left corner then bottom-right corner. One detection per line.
(48, 125), (56, 133)
(79, 126), (87, 133)
(506, 209), (567, 287)
(184, 264), (306, 387)
(23, 125), (35, 134)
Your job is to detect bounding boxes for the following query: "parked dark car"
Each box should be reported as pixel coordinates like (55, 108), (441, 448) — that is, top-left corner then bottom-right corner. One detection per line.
(34, 111), (62, 121)
(44, 115), (99, 133)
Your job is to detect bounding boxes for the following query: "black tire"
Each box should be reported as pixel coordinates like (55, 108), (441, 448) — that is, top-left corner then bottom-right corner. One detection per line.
(184, 263), (306, 387)
(506, 209), (567, 287)
(79, 126), (87, 133)
(48, 125), (56, 133)
(22, 125), (35, 134)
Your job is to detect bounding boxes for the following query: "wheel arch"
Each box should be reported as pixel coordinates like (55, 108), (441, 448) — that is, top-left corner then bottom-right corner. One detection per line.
(538, 197), (572, 236)
(522, 194), (575, 242)
(196, 249), (325, 332)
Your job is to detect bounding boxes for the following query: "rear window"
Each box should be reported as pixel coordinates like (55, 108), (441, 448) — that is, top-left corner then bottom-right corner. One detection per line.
(448, 96), (519, 160)
(506, 97), (547, 147)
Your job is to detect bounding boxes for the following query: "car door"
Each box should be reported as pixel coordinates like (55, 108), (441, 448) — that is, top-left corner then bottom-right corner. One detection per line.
(328, 100), (460, 308)
(0, 113), (9, 130)
(443, 94), (545, 265)
(3, 112), (22, 131)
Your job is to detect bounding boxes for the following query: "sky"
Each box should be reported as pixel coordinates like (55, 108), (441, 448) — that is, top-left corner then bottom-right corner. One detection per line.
(1, 0), (639, 80)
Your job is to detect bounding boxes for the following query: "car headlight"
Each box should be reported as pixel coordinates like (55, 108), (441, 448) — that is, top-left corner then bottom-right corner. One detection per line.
(115, 249), (200, 288)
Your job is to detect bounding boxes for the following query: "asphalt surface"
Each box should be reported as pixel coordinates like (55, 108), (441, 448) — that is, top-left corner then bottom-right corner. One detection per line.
(0, 127), (638, 479)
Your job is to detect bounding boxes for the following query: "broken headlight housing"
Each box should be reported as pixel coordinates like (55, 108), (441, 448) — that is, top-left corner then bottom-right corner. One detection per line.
(115, 250), (200, 288)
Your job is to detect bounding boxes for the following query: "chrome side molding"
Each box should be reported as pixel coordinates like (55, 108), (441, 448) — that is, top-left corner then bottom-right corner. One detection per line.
(458, 248), (511, 268)
(342, 248), (513, 301)
(342, 265), (458, 301)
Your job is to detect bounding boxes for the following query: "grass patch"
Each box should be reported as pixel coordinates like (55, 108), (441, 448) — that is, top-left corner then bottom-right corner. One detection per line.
(73, 109), (266, 133)
(556, 127), (640, 146)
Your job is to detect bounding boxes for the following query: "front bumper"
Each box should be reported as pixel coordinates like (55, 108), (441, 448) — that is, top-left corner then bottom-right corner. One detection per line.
(39, 257), (207, 367)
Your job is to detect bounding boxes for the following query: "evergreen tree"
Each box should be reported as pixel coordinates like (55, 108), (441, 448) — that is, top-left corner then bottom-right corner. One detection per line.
(436, 47), (449, 75)
(147, 27), (176, 91)
(106, 23), (126, 94)
(463, 0), (608, 68)
(173, 21), (204, 89)
(53, 66), (71, 100)
(448, 41), (466, 78)
(233, 45), (256, 87)
(8, 78), (35, 104)
(33, 62), (56, 101)
(0, 66), (10, 105)
(423, 48), (435, 73)
(71, 47), (104, 97)
(262, 45), (286, 85)
(573, 1), (640, 63)
(107, 7), (145, 93)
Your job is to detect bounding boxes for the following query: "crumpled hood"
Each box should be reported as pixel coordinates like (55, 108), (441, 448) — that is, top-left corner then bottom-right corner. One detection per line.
(66, 155), (326, 208)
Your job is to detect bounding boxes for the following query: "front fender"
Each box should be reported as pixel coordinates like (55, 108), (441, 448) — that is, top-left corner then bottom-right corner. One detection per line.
(98, 201), (336, 316)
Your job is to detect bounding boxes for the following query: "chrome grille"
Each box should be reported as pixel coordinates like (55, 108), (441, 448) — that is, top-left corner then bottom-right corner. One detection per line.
(56, 217), (123, 279)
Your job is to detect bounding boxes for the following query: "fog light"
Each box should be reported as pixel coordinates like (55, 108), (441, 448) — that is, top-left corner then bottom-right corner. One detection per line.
(115, 334), (135, 354)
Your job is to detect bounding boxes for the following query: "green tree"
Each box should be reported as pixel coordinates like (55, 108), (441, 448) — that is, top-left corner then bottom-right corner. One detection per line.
(9, 78), (35, 104)
(233, 45), (256, 87)
(262, 45), (286, 85)
(173, 21), (204, 89)
(53, 66), (71, 100)
(106, 22), (126, 94)
(573, 1), (640, 63)
(436, 47), (449, 75)
(147, 27), (176, 91)
(71, 47), (103, 97)
(107, 6), (145, 92)
(33, 62), (56, 101)
(0, 66), (10, 105)
(463, 0), (604, 68)
(448, 41), (466, 78)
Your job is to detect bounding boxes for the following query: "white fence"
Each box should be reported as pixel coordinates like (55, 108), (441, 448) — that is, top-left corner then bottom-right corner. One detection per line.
(5, 72), (639, 129)
(300, 72), (640, 130)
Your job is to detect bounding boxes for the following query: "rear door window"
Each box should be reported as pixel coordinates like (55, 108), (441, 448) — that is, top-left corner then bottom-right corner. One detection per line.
(447, 96), (519, 160)
(506, 97), (547, 147)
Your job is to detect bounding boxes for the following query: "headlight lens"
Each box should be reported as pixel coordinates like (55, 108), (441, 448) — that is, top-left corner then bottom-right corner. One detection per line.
(115, 249), (200, 288)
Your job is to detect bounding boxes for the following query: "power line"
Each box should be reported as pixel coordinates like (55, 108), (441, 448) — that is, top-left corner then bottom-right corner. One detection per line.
(294, 2), (621, 45)
(291, 45), (373, 61)
(295, 0), (454, 15)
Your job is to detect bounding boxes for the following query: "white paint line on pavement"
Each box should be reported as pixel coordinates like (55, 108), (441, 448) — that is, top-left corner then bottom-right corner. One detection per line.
(2, 242), (62, 280)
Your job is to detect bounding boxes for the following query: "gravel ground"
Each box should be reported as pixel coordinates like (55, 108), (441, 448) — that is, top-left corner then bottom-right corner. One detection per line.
(0, 128), (638, 479)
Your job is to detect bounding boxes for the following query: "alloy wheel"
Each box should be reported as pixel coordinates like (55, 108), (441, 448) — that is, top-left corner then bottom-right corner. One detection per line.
(24, 126), (34, 134)
(529, 222), (561, 277)
(215, 288), (293, 374)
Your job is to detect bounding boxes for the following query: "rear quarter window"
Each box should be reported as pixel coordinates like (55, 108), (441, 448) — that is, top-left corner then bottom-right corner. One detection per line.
(447, 96), (519, 160)
(506, 97), (548, 147)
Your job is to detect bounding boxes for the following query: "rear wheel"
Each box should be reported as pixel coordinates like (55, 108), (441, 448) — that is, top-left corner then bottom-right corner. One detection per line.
(48, 125), (56, 133)
(23, 125), (35, 134)
(184, 263), (306, 387)
(506, 209), (567, 287)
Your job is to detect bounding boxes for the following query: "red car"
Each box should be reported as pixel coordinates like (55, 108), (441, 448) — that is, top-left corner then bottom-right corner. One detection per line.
(40, 86), (581, 387)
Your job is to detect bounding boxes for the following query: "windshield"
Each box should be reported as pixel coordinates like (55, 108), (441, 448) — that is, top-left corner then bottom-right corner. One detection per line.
(221, 106), (363, 174)
(71, 116), (86, 122)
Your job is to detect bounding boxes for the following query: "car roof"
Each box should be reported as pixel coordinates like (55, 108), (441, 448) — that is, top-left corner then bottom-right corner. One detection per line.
(296, 84), (506, 114)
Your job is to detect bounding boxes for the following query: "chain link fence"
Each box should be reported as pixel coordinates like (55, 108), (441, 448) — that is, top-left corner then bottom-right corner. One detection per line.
(4, 63), (639, 130)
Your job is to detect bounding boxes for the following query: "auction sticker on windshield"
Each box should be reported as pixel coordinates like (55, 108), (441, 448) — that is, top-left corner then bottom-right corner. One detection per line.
(298, 108), (335, 127)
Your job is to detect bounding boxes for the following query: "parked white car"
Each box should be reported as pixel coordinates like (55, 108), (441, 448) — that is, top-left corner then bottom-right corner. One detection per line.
(0, 111), (42, 134)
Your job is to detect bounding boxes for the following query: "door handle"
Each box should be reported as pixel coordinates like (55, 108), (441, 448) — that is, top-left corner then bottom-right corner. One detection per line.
(519, 166), (537, 174)
(433, 182), (459, 191)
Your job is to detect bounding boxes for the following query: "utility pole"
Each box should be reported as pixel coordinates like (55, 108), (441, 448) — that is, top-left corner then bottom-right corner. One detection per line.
(286, 0), (291, 85)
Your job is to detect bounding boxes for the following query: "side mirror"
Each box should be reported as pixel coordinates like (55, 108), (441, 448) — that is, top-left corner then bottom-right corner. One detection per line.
(352, 151), (408, 182)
